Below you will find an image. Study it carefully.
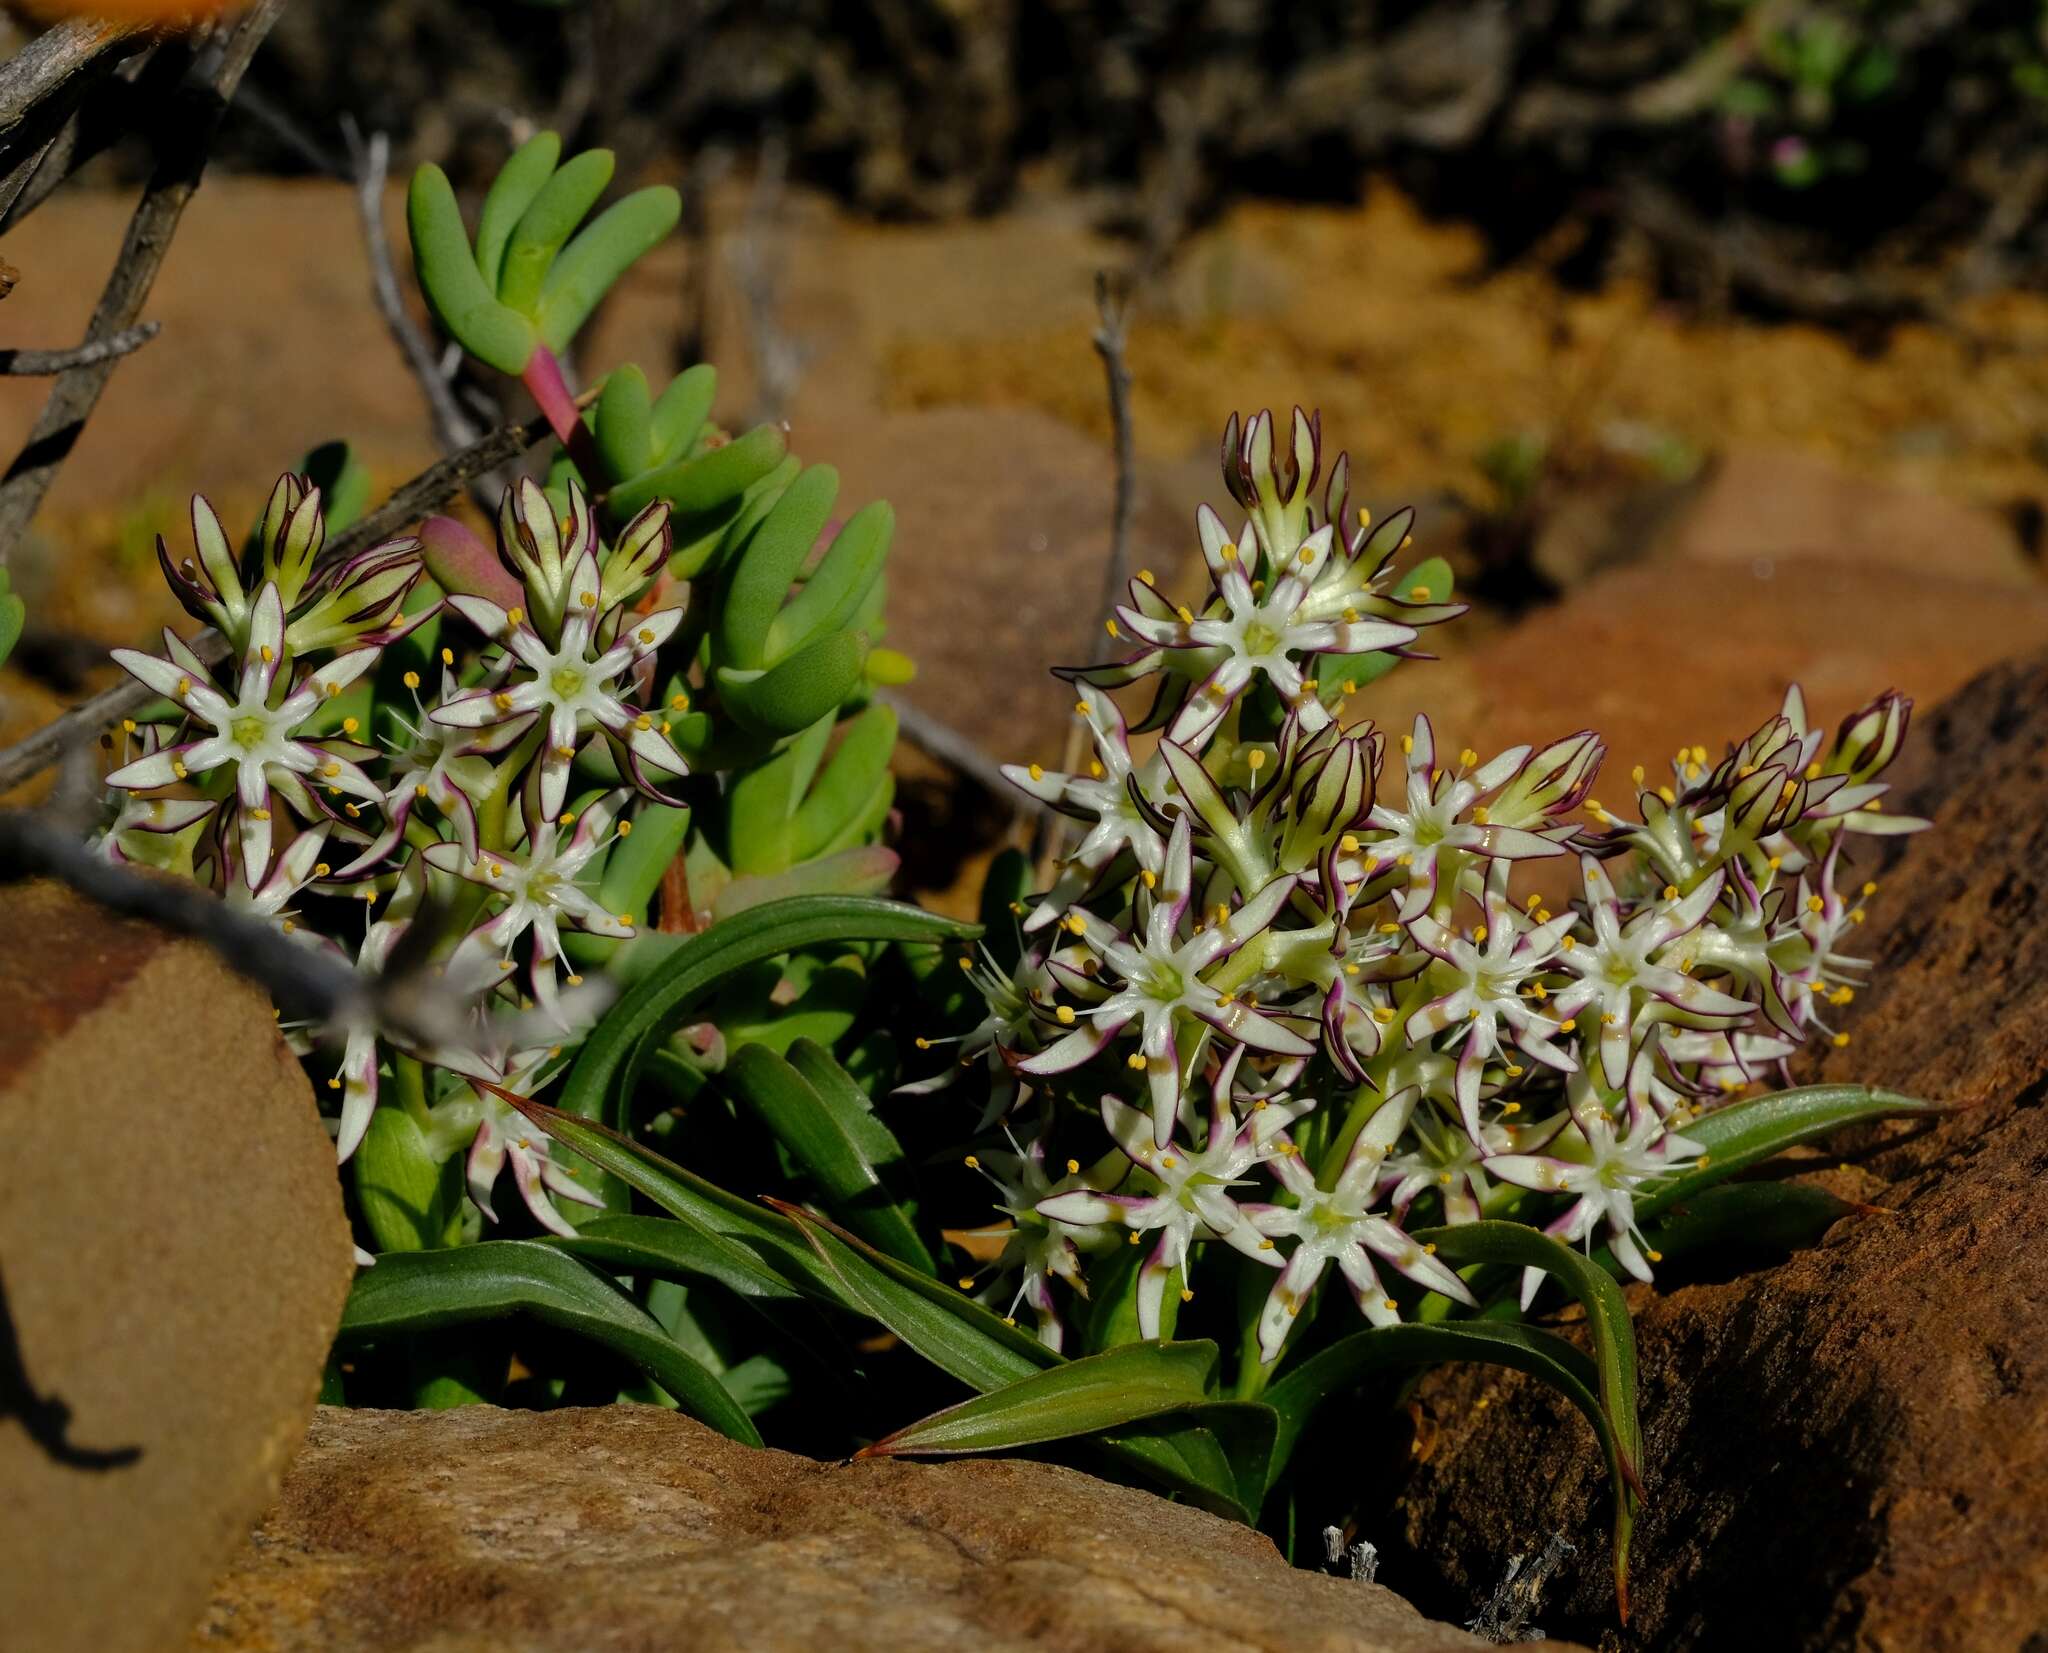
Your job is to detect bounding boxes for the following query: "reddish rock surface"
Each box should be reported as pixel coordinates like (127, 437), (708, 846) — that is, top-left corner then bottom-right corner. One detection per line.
(1384, 650), (2048, 1651)
(0, 882), (356, 1653)
(192, 1403), (1522, 1653)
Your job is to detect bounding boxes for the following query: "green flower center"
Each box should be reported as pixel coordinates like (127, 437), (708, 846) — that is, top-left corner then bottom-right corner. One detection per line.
(230, 714), (270, 751)
(1242, 619), (1282, 656)
(1142, 961), (1186, 1003)
(550, 666), (586, 700)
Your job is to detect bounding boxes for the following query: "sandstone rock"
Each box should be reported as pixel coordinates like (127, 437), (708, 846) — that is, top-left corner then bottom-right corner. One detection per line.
(1652, 446), (2035, 586)
(805, 404), (1194, 769)
(193, 1403), (1518, 1653)
(1383, 650), (2048, 1650)
(0, 882), (355, 1653)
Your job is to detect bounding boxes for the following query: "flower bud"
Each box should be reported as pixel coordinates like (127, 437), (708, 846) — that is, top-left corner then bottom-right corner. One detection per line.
(1277, 725), (1375, 875)
(259, 473), (327, 608)
(600, 500), (673, 612)
(287, 539), (426, 653)
(1833, 691), (1911, 783)
(1489, 730), (1604, 827)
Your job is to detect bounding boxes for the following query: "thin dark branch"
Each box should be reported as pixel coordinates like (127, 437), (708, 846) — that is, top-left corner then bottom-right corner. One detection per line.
(0, 808), (607, 1059)
(229, 79), (346, 177)
(0, 320), (158, 375)
(1087, 269), (1137, 645)
(0, 404), (558, 797)
(339, 117), (488, 482)
(878, 689), (1049, 819)
(1038, 268), (1139, 868)
(0, 808), (361, 1027)
(0, 0), (284, 567)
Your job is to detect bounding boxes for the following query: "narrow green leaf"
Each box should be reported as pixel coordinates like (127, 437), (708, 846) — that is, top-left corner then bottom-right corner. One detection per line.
(545, 1212), (806, 1301)
(770, 1040), (934, 1273)
(768, 1199), (1056, 1394)
(1634, 1084), (1935, 1226)
(1415, 1219), (1641, 1475)
(505, 1100), (827, 1297)
(339, 1241), (759, 1445)
(864, 1340), (1218, 1457)
(1413, 1221), (1642, 1615)
(1598, 1179), (1868, 1277)
(650, 363), (718, 464)
(610, 423), (791, 529)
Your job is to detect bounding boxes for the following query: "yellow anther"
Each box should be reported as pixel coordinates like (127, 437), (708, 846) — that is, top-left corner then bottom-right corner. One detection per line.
(403, 670), (421, 689)
(1127, 1053), (1147, 1070)
(442, 648), (455, 666)
(1088, 759), (1105, 778)
(1850, 908), (1867, 924)
(1137, 568), (1155, 583)
(1177, 605), (1194, 624)
(121, 718), (137, 734)
(341, 716), (360, 735)
(1339, 833), (1360, 854)
(1663, 884), (1679, 901)
(963, 1154), (980, 1169)
(1473, 924), (1488, 942)
(1400, 734), (1414, 755)
(1055, 1005), (1076, 1026)
(1343, 606), (1360, 623)
(415, 783), (430, 798)
(1247, 749), (1267, 770)
(1065, 914), (1087, 935)
(1128, 1231), (1142, 1245)
(1558, 1017), (1577, 1032)
(1459, 747), (1478, 768)
(1862, 881), (1878, 896)
(1832, 1031), (1851, 1047)
(1808, 895), (1825, 913)
(506, 606), (525, 625)
(1471, 805), (1490, 824)
(1342, 679), (1358, 694)
(1105, 618), (1119, 639)
(171, 760), (189, 779)
(1028, 763), (1044, 781)
(1140, 869), (1157, 889)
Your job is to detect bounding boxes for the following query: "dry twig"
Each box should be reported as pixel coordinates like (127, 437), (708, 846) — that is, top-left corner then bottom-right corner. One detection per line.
(0, 320), (158, 375)
(0, 0), (285, 567)
(339, 118), (488, 469)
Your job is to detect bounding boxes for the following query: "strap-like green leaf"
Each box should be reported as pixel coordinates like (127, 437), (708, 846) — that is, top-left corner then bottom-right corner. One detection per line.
(338, 1241), (759, 1444)
(863, 1340), (1219, 1456)
(766, 500), (893, 663)
(1412, 1220), (1642, 1615)
(1598, 1179), (1867, 1277)
(545, 1211), (805, 1301)
(594, 365), (654, 489)
(506, 1100), (830, 1298)
(768, 1199), (1056, 1393)
(1634, 1083), (1934, 1226)
(725, 1042), (934, 1273)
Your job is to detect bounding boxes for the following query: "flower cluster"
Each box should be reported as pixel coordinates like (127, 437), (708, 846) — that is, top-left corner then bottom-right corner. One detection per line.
(98, 475), (690, 1236)
(921, 409), (1924, 1356)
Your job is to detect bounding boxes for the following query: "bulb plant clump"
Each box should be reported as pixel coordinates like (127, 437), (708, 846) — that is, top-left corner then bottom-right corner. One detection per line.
(91, 131), (917, 1256)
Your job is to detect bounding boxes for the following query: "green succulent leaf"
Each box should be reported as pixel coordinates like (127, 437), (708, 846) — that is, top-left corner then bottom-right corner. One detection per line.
(496, 147), (614, 314)
(352, 1105), (465, 1253)
(538, 185), (683, 352)
(766, 500), (894, 663)
(610, 422), (790, 522)
(407, 163), (536, 375)
(338, 1241), (759, 1444)
(718, 630), (868, 738)
(650, 363), (718, 462)
(863, 1340), (1219, 1456)
(474, 130), (563, 293)
(717, 463), (839, 670)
